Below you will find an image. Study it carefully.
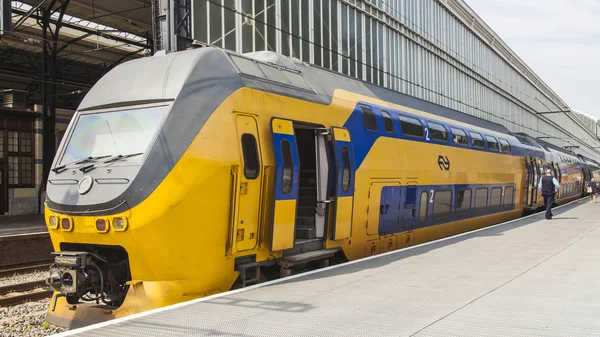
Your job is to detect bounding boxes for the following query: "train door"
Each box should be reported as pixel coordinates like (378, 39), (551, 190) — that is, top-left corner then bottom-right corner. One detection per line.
(531, 158), (539, 205)
(525, 158), (533, 207)
(402, 183), (418, 231)
(366, 182), (401, 236)
(269, 118), (300, 251)
(378, 185), (401, 235)
(234, 115), (263, 252)
(366, 182), (387, 236)
(330, 127), (355, 240)
(270, 119), (340, 252)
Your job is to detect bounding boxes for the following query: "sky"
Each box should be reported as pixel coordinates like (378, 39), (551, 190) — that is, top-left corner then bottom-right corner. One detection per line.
(466, 0), (600, 117)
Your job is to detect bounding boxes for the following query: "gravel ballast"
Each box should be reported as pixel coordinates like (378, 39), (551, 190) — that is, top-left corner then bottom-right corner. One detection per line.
(0, 298), (67, 337)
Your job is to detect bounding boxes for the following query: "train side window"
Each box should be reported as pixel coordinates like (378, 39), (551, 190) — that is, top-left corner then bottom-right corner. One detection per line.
(456, 189), (472, 217)
(503, 186), (514, 208)
(419, 191), (428, 223)
(241, 133), (260, 179)
(281, 140), (293, 194)
(474, 188), (488, 213)
(428, 122), (448, 142)
(499, 139), (511, 153)
(381, 110), (394, 133)
(432, 189), (452, 220)
(470, 132), (485, 148)
(360, 105), (378, 131)
(486, 136), (499, 151)
(490, 187), (502, 209)
(399, 115), (424, 138)
(341, 146), (351, 192)
(451, 128), (468, 146)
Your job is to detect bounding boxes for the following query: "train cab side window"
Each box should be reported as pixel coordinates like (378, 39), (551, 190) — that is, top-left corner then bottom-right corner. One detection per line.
(475, 188), (488, 213)
(381, 110), (394, 133)
(490, 187), (502, 209)
(470, 132), (485, 148)
(360, 105), (378, 131)
(456, 189), (472, 217)
(428, 122), (448, 142)
(399, 115), (424, 138)
(341, 146), (351, 192)
(281, 140), (293, 194)
(499, 139), (511, 153)
(503, 186), (514, 208)
(419, 191), (428, 223)
(432, 190), (452, 220)
(241, 133), (260, 179)
(486, 136), (499, 151)
(451, 128), (468, 146)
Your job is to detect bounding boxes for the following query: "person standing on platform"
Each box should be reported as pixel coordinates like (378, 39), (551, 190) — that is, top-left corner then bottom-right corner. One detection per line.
(539, 169), (559, 219)
(587, 178), (597, 203)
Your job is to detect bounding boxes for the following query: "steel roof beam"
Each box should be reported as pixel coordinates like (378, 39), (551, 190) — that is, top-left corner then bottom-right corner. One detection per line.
(12, 6), (149, 49)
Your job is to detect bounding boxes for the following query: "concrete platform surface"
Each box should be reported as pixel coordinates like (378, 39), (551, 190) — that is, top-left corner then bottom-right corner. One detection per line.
(0, 214), (46, 236)
(54, 199), (600, 337)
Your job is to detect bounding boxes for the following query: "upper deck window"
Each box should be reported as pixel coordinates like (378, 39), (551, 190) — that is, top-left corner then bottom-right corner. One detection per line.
(399, 115), (424, 138)
(360, 105), (378, 131)
(59, 106), (168, 166)
(451, 128), (468, 146)
(470, 132), (485, 148)
(499, 139), (511, 153)
(428, 122), (448, 142)
(381, 110), (394, 133)
(486, 136), (499, 151)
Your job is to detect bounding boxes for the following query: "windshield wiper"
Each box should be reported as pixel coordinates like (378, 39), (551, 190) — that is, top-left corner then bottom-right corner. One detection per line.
(52, 155), (111, 173)
(79, 153), (143, 172)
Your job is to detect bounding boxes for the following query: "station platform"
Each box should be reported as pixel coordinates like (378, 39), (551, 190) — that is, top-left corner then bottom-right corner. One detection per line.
(54, 198), (600, 337)
(0, 214), (46, 236)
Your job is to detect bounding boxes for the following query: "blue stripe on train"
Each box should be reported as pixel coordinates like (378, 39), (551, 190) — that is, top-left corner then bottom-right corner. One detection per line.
(375, 183), (517, 237)
(342, 102), (547, 168)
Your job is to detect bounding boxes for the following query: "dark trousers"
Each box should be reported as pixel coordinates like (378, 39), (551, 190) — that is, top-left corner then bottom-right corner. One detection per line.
(542, 193), (555, 219)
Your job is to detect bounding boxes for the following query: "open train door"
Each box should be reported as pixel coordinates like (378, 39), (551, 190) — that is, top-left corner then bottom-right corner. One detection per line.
(330, 127), (355, 240)
(269, 118), (300, 251)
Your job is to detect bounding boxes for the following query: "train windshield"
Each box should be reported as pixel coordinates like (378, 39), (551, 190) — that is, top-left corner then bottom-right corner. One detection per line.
(59, 105), (167, 165)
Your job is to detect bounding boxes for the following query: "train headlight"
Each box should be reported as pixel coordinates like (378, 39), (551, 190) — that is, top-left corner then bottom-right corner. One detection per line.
(61, 217), (73, 231)
(95, 219), (109, 233)
(48, 216), (58, 229)
(112, 217), (128, 231)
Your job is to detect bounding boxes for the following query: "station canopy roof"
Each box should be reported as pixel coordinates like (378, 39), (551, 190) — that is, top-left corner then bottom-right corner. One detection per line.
(0, 0), (152, 110)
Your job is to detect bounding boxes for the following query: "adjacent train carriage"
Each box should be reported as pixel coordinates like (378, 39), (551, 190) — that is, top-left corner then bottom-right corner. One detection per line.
(43, 47), (596, 328)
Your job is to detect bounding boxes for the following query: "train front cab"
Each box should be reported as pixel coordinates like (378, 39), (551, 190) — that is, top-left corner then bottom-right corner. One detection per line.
(231, 116), (356, 281)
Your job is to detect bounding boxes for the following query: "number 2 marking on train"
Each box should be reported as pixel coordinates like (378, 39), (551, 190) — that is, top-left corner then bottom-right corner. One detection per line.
(425, 128), (430, 141)
(430, 190), (434, 203)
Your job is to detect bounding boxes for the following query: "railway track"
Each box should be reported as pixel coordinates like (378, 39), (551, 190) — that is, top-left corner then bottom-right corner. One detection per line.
(0, 232), (53, 269)
(0, 262), (52, 278)
(0, 279), (53, 307)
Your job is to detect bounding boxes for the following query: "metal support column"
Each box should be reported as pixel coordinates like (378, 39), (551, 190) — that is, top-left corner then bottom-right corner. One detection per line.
(152, 0), (192, 53)
(37, 0), (70, 214)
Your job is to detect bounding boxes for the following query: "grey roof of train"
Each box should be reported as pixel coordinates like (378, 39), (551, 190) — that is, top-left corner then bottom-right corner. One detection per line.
(238, 49), (512, 135)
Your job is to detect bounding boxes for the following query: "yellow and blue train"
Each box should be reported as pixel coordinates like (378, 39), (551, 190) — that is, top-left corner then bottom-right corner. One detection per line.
(43, 47), (600, 327)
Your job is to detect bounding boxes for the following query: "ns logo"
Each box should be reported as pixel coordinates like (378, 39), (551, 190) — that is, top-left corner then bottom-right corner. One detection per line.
(438, 155), (450, 171)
